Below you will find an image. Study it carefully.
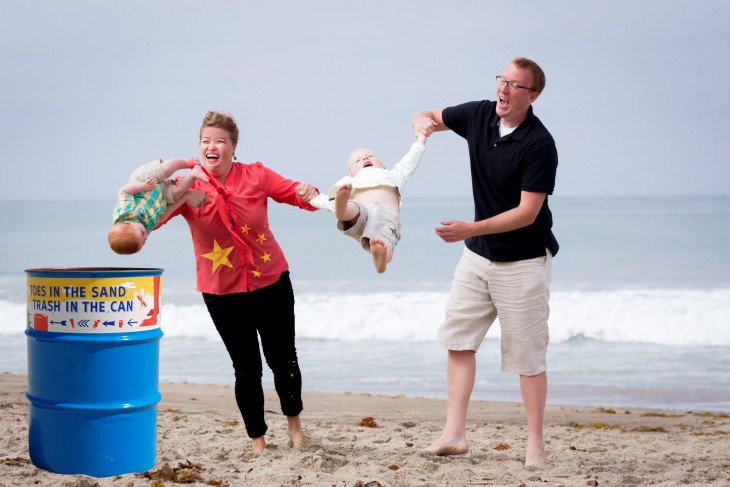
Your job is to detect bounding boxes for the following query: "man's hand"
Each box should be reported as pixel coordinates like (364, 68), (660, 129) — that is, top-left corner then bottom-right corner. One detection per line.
(435, 220), (474, 243)
(415, 117), (438, 137)
(412, 110), (444, 138)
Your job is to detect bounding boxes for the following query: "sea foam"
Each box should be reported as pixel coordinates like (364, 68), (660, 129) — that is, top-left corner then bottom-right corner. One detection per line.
(2, 287), (729, 346)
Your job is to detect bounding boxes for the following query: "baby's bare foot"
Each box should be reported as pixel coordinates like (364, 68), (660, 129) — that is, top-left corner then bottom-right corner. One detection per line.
(334, 184), (352, 220)
(190, 164), (209, 183)
(370, 239), (388, 273)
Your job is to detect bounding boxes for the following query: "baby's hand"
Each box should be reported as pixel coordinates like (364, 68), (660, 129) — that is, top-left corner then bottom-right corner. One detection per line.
(142, 178), (158, 191)
(415, 119), (436, 145)
(296, 183), (318, 202)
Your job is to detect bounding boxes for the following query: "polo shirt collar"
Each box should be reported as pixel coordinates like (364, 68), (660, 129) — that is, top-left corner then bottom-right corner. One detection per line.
(491, 104), (536, 141)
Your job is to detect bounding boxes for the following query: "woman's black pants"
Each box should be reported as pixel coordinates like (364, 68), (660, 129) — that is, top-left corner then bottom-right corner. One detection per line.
(202, 271), (303, 438)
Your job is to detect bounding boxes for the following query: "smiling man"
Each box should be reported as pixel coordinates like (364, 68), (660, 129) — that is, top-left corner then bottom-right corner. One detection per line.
(411, 57), (559, 466)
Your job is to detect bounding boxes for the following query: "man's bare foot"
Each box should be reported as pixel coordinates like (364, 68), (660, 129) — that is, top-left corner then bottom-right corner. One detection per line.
(287, 416), (305, 448)
(370, 239), (388, 273)
(190, 164), (209, 183)
(524, 439), (545, 466)
(422, 435), (469, 456)
(334, 184), (354, 221)
(251, 436), (266, 454)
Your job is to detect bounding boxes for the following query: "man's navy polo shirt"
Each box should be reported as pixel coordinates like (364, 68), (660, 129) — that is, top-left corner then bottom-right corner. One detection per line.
(442, 100), (559, 262)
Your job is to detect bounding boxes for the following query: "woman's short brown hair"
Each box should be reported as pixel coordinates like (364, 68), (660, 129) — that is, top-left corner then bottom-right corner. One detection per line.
(200, 111), (239, 146)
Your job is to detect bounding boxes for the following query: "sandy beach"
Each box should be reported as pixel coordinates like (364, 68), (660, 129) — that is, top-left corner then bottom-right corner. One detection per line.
(1, 373), (728, 486)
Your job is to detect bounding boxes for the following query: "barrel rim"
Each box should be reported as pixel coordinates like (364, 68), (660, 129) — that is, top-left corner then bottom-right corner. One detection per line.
(25, 328), (164, 338)
(25, 267), (164, 277)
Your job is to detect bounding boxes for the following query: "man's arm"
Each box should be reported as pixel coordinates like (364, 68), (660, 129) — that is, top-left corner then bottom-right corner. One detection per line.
(435, 191), (546, 242)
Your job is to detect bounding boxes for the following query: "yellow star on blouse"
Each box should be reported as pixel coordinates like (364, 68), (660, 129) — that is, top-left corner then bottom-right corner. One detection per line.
(201, 239), (234, 273)
(257, 233), (267, 244)
(252, 269), (262, 278)
(261, 252), (271, 263)
(240, 224), (250, 234)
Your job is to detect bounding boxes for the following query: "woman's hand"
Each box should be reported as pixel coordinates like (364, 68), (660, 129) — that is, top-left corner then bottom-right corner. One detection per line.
(185, 189), (208, 209)
(295, 183), (318, 203)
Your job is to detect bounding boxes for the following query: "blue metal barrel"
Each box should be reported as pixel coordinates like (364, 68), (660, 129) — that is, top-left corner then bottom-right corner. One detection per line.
(25, 267), (164, 477)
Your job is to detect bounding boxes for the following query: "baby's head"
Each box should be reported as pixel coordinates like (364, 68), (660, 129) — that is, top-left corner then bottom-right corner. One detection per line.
(347, 148), (385, 177)
(108, 221), (148, 255)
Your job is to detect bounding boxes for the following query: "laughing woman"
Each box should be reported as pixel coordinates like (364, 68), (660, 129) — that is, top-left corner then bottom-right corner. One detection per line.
(161, 111), (319, 453)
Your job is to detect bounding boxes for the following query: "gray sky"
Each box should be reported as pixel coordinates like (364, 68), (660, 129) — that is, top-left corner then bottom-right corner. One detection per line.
(2, 0), (729, 201)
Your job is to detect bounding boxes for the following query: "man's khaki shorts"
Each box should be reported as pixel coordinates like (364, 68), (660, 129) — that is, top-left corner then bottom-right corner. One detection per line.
(437, 246), (552, 376)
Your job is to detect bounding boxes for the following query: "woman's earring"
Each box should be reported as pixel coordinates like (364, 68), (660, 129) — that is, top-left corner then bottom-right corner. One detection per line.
(233, 153), (237, 161)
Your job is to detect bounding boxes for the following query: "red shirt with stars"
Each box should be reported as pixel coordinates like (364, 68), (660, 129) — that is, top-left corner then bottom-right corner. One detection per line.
(164, 162), (318, 294)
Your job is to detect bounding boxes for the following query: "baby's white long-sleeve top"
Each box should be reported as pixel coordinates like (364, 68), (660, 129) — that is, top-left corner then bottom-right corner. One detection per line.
(309, 141), (425, 212)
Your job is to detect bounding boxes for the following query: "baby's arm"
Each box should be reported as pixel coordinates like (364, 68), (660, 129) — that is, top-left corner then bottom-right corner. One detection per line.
(309, 194), (335, 212)
(391, 139), (427, 183)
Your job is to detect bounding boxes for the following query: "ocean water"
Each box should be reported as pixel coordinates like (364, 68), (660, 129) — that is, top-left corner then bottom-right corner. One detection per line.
(1, 195), (729, 412)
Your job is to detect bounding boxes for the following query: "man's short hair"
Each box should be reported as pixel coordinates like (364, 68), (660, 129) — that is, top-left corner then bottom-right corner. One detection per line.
(512, 57), (546, 94)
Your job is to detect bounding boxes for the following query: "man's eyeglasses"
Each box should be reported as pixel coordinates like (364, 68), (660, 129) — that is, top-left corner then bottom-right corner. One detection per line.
(496, 75), (534, 92)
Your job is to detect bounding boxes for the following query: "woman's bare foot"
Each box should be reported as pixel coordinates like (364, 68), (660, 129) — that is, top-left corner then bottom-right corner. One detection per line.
(422, 434), (469, 456)
(334, 184), (354, 221)
(370, 239), (388, 273)
(190, 164), (209, 183)
(251, 436), (266, 454)
(287, 416), (305, 448)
